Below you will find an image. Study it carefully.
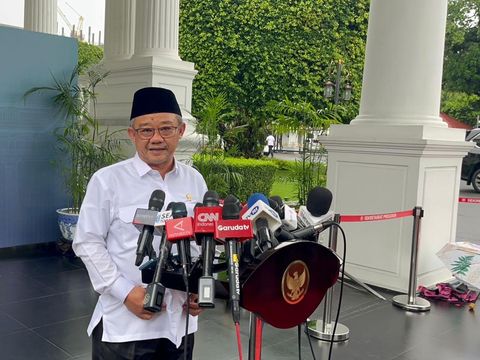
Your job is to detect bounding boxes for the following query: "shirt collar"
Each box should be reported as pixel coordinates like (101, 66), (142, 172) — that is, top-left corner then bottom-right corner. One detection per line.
(132, 153), (179, 177)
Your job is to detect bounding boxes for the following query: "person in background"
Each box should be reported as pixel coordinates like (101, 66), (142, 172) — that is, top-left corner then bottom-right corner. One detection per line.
(266, 133), (275, 158)
(73, 87), (208, 360)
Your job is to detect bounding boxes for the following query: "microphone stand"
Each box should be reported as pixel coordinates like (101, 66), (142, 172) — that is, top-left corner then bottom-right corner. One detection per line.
(248, 312), (263, 360)
(306, 214), (349, 342)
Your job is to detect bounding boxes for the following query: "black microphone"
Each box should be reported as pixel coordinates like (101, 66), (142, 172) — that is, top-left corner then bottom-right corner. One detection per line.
(135, 190), (165, 266)
(290, 220), (334, 239)
(255, 217), (275, 252)
(307, 186), (333, 217)
(270, 195), (297, 231)
(268, 197), (283, 219)
(270, 195), (285, 219)
(274, 227), (296, 242)
(222, 197), (242, 324)
(195, 191), (221, 308)
(143, 202), (174, 312)
(293, 186), (334, 239)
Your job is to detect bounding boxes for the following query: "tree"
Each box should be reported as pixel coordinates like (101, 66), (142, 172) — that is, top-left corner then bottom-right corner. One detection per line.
(77, 41), (103, 74)
(442, 91), (480, 127)
(442, 0), (480, 125)
(179, 0), (369, 156)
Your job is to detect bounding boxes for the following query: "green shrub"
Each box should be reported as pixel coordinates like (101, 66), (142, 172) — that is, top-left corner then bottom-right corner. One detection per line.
(193, 155), (278, 201)
(270, 158), (296, 171)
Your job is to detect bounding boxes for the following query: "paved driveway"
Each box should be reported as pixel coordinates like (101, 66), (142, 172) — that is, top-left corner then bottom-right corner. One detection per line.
(457, 180), (480, 245)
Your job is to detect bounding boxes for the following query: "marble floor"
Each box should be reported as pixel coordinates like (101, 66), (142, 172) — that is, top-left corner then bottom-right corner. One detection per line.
(0, 242), (478, 360)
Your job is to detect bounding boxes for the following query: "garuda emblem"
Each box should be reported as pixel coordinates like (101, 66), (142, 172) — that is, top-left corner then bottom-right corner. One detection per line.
(282, 260), (309, 304)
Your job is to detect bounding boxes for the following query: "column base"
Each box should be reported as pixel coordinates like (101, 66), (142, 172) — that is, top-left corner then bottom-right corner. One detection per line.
(322, 124), (471, 292)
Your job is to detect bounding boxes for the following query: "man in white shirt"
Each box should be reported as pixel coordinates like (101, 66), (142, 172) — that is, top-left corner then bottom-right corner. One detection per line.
(73, 87), (208, 360)
(266, 134), (275, 158)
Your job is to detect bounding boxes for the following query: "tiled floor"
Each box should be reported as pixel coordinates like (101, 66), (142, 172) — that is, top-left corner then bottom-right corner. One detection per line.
(0, 242), (478, 360)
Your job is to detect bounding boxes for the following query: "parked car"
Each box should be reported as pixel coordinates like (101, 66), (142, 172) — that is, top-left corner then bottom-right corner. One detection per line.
(461, 128), (480, 192)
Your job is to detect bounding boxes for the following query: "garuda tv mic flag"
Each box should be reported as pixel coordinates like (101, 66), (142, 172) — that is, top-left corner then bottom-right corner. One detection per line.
(165, 202), (194, 286)
(194, 190), (222, 308)
(143, 202), (175, 312)
(215, 197), (253, 324)
(135, 190), (165, 266)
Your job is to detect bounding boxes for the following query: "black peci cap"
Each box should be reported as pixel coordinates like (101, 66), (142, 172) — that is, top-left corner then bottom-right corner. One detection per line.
(130, 87), (182, 121)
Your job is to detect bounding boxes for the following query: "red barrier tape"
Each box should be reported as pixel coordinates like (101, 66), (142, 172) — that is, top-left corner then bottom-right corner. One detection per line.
(459, 197), (480, 204)
(340, 210), (414, 223)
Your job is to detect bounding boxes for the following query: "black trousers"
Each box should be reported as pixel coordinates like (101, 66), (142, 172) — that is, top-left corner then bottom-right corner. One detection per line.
(268, 145), (274, 157)
(92, 320), (194, 360)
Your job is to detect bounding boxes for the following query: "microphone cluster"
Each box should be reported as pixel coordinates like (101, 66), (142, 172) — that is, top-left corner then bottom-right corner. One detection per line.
(131, 185), (335, 321)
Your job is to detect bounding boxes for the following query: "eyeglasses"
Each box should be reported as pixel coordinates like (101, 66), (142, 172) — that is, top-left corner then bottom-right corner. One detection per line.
(132, 126), (179, 140)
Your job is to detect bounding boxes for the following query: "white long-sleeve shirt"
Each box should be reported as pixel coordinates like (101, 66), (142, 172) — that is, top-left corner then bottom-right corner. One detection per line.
(72, 153), (208, 346)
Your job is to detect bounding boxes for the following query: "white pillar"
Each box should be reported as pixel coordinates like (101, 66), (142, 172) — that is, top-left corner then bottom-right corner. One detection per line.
(104, 0), (136, 61)
(134, 0), (180, 59)
(351, 0), (447, 127)
(321, 0), (471, 292)
(24, 0), (57, 35)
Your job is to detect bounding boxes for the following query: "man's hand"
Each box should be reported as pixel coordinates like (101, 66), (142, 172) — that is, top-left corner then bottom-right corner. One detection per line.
(124, 286), (157, 320)
(183, 293), (204, 317)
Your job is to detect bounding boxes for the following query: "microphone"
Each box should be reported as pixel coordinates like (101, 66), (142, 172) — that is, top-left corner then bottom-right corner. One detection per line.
(290, 219), (334, 239)
(143, 202), (175, 312)
(254, 217), (275, 252)
(194, 190), (222, 308)
(216, 196), (254, 324)
(307, 186), (333, 216)
(270, 195), (297, 231)
(242, 193), (282, 232)
(135, 190), (165, 266)
(224, 194), (242, 211)
(165, 202), (194, 286)
(293, 186), (335, 239)
(297, 186), (333, 228)
(242, 193), (281, 251)
(268, 197), (282, 218)
(274, 227), (296, 242)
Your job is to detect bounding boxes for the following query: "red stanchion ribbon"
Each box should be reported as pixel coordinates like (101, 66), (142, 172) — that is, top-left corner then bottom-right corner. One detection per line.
(340, 209), (414, 223)
(459, 197), (480, 204)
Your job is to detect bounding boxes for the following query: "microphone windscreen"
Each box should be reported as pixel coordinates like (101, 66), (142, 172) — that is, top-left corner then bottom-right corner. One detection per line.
(269, 196), (284, 219)
(148, 190), (165, 210)
(268, 198), (280, 213)
(203, 190), (220, 206)
(224, 194), (242, 213)
(247, 193), (269, 209)
(222, 202), (240, 220)
(171, 202), (188, 218)
(306, 187), (332, 217)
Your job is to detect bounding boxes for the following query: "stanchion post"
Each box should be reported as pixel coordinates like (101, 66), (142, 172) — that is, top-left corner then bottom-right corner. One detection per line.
(306, 213), (349, 342)
(392, 206), (431, 311)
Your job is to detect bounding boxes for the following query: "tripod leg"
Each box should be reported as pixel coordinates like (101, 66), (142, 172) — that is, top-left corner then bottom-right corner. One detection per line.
(342, 270), (386, 301)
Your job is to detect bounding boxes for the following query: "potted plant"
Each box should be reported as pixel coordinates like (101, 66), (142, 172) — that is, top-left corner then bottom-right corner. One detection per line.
(24, 65), (125, 242)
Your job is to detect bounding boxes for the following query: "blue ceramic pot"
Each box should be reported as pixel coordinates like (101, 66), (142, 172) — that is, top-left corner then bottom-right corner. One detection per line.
(56, 208), (79, 242)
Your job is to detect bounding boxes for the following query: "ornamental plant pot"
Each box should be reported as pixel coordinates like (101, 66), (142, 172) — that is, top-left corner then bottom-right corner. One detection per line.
(56, 208), (79, 242)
